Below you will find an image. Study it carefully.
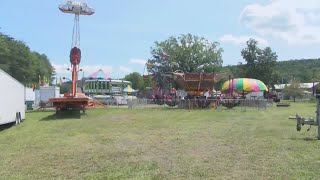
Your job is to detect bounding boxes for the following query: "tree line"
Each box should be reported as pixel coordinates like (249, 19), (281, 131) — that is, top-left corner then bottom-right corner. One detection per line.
(0, 32), (55, 86)
(222, 57), (320, 86)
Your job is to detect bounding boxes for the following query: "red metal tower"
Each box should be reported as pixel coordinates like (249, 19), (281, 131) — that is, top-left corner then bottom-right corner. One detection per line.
(49, 1), (95, 113)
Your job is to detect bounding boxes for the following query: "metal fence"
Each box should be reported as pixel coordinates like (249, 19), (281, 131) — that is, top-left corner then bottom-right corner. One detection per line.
(106, 98), (269, 110)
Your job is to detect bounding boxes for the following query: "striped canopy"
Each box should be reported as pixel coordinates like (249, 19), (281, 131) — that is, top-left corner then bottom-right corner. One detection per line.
(221, 78), (268, 92)
(87, 69), (110, 80)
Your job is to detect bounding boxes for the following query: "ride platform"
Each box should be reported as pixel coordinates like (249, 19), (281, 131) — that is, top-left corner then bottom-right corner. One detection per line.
(49, 93), (89, 113)
(173, 71), (216, 97)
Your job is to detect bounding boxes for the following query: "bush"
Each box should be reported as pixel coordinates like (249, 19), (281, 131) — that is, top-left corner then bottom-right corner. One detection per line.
(309, 96), (317, 103)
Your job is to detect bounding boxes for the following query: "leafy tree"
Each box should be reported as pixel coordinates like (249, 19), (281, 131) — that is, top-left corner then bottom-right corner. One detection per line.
(0, 32), (55, 85)
(241, 39), (261, 78)
(147, 34), (223, 89)
(241, 39), (278, 87)
(283, 79), (304, 102)
(214, 67), (233, 90)
(60, 82), (72, 94)
(143, 75), (154, 88)
(124, 72), (145, 91)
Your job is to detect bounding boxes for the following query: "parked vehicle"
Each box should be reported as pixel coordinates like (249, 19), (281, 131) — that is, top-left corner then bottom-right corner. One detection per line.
(0, 69), (25, 125)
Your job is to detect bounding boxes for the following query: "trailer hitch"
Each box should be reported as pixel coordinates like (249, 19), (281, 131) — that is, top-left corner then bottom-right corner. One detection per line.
(289, 94), (320, 140)
(289, 114), (317, 132)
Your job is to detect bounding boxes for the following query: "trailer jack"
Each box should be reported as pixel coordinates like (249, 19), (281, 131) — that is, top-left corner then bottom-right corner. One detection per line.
(289, 95), (320, 140)
(292, 115), (317, 131)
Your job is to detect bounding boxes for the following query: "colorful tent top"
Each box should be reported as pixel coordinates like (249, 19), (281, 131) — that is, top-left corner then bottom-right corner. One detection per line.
(221, 78), (268, 92)
(123, 85), (137, 93)
(87, 69), (110, 80)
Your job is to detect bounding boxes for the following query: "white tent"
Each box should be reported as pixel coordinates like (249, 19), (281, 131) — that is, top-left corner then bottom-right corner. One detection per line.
(123, 85), (138, 93)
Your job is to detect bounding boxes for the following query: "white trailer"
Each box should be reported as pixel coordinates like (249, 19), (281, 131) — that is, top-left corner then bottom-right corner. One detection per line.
(0, 69), (25, 125)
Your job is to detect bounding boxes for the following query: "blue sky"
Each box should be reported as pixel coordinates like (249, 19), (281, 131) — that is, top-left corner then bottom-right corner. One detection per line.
(1, 0), (319, 79)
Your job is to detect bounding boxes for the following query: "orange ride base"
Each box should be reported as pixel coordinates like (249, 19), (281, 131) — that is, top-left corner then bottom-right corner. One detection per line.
(49, 93), (89, 113)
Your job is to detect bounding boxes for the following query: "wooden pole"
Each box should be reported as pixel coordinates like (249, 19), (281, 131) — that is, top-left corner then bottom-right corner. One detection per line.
(317, 98), (320, 140)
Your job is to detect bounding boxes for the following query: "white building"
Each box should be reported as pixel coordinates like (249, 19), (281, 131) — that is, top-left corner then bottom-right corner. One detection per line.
(34, 86), (60, 107)
(274, 82), (319, 99)
(83, 69), (132, 95)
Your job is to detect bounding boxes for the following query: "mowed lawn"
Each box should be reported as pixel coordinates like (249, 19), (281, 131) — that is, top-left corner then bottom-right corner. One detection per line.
(1, 103), (320, 179)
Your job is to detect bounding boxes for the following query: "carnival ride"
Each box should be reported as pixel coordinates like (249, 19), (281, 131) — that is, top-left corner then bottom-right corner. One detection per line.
(151, 70), (216, 108)
(49, 1), (95, 113)
(220, 78), (268, 108)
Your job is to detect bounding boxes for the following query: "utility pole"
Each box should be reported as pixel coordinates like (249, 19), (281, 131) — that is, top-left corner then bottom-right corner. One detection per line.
(313, 69), (316, 95)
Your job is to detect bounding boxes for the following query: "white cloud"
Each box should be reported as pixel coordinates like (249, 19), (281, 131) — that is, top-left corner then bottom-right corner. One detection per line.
(219, 34), (269, 47)
(51, 62), (70, 75)
(119, 66), (132, 74)
(52, 62), (113, 75)
(52, 62), (132, 78)
(81, 65), (113, 75)
(52, 63), (117, 77)
(128, 58), (147, 65)
(240, 0), (320, 45)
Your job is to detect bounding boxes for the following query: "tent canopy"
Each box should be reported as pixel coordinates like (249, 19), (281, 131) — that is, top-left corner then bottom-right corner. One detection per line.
(221, 78), (268, 92)
(123, 85), (137, 93)
(87, 69), (111, 80)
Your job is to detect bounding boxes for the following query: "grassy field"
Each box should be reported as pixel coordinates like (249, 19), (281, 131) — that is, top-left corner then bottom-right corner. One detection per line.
(1, 103), (320, 179)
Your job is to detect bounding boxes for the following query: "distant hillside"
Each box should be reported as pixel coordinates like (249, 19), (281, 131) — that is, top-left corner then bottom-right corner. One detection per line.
(276, 58), (320, 83)
(221, 58), (320, 84)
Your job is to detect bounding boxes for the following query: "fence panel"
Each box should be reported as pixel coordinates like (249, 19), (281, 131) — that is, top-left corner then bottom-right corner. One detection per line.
(125, 98), (268, 110)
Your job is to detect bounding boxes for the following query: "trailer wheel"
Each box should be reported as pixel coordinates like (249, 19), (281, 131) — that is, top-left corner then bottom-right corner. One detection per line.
(18, 112), (21, 123)
(15, 112), (21, 125)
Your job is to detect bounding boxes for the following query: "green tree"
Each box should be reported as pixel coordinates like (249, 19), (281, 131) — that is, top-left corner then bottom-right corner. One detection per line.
(60, 82), (72, 94)
(143, 75), (154, 88)
(0, 32), (55, 85)
(241, 38), (278, 87)
(219, 58), (320, 85)
(215, 67), (234, 90)
(147, 34), (223, 88)
(283, 79), (304, 102)
(241, 39), (261, 78)
(124, 72), (145, 91)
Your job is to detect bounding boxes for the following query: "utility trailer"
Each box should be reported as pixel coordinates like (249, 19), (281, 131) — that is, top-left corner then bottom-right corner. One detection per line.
(290, 94), (320, 140)
(0, 69), (25, 125)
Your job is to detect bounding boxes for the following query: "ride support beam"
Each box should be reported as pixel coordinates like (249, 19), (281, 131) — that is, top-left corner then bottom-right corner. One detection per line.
(72, 65), (77, 97)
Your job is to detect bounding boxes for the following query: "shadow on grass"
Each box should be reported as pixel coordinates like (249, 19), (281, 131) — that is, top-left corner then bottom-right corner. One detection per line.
(289, 137), (319, 141)
(40, 111), (85, 121)
(0, 122), (15, 132)
(27, 109), (56, 113)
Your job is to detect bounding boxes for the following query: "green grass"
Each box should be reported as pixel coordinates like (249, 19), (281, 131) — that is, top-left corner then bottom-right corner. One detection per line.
(1, 103), (320, 179)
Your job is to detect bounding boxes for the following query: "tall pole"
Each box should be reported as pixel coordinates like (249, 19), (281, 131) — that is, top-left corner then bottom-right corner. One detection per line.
(228, 75), (231, 97)
(71, 64), (78, 96)
(313, 69), (315, 95)
(317, 98), (320, 139)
